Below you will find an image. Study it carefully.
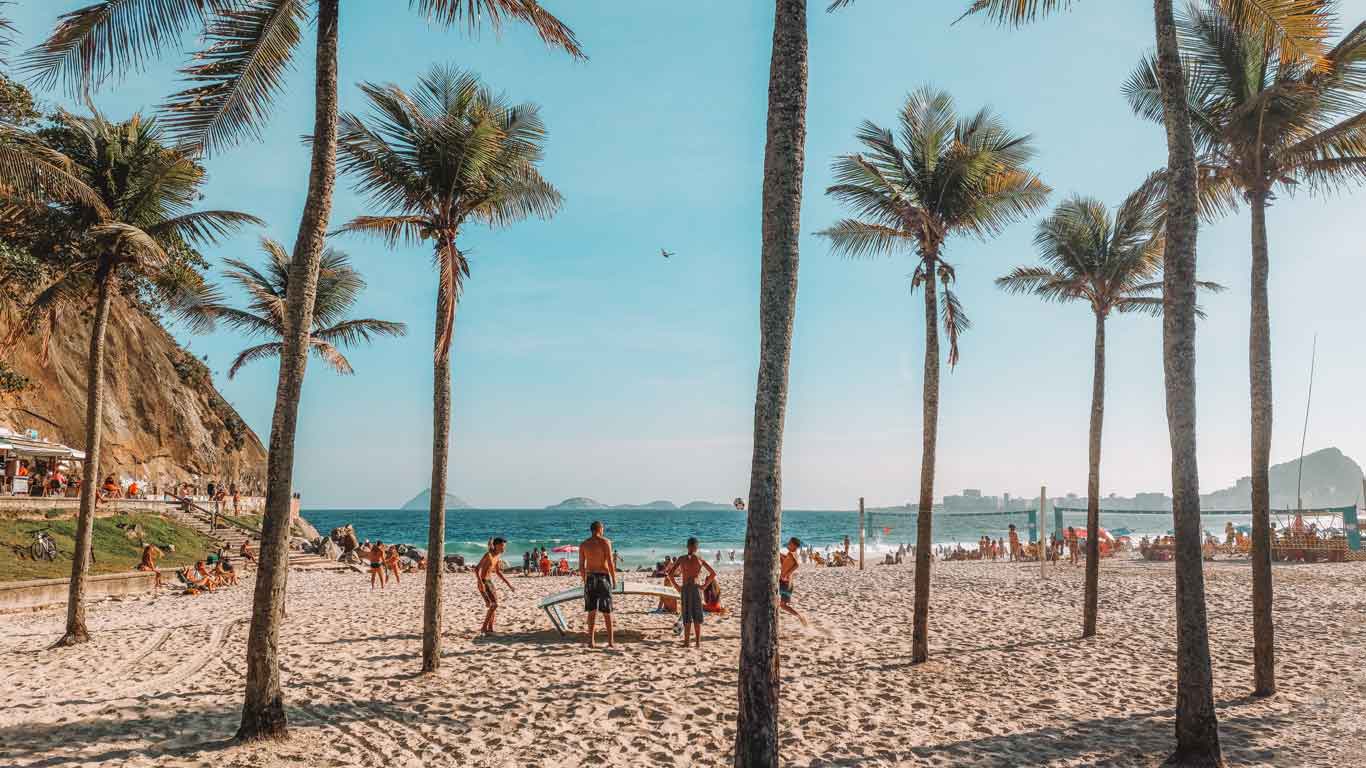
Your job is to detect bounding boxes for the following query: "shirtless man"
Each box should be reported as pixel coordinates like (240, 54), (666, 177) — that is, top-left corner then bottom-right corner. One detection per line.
(137, 543), (163, 588)
(475, 538), (514, 635)
(779, 537), (807, 626)
(664, 537), (716, 648)
(578, 521), (617, 648)
(364, 540), (387, 589)
(1008, 524), (1021, 562)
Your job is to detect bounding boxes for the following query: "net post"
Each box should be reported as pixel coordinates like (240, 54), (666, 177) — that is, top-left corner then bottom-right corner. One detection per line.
(1039, 485), (1047, 579)
(858, 497), (865, 570)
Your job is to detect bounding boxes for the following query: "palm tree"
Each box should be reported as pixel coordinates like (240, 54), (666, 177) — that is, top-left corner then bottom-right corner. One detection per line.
(18, 111), (256, 646)
(959, 3), (1331, 762)
(25, 0), (581, 740)
(334, 65), (561, 673)
(1124, 0), (1366, 698)
(208, 237), (406, 379)
(997, 187), (1221, 639)
(732, 1), (822, 763)
(819, 87), (1048, 664)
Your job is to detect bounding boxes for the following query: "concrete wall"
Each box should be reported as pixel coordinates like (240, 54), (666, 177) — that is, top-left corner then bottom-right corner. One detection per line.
(0, 496), (265, 520)
(0, 571), (156, 612)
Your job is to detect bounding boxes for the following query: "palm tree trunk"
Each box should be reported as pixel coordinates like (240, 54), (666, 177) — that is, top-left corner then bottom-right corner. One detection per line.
(422, 276), (457, 673)
(1153, 0), (1223, 763)
(1083, 311), (1105, 638)
(238, 0), (339, 742)
(911, 255), (939, 665)
(55, 268), (115, 647)
(1248, 187), (1275, 697)
(734, 1), (806, 765)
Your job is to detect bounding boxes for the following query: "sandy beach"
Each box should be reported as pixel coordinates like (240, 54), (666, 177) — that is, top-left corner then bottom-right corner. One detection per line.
(2, 558), (1363, 767)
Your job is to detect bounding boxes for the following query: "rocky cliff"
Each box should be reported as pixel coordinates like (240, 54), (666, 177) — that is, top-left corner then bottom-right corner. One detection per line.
(0, 298), (266, 487)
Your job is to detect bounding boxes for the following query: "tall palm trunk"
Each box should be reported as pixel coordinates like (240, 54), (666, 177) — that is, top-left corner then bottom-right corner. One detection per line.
(1083, 311), (1105, 638)
(55, 268), (114, 647)
(1248, 188), (1275, 697)
(238, 0), (339, 742)
(911, 254), (939, 665)
(422, 271), (457, 673)
(734, 1), (806, 765)
(1153, 0), (1223, 763)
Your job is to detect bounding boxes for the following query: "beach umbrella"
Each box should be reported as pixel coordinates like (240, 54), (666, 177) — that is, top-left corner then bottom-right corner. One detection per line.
(1074, 527), (1115, 541)
(551, 544), (578, 553)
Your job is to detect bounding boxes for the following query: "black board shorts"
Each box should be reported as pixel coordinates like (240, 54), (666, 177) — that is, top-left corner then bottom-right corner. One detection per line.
(584, 572), (613, 614)
(680, 582), (704, 625)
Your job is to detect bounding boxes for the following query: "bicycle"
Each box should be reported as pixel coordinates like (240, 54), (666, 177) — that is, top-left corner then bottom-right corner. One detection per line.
(29, 528), (57, 562)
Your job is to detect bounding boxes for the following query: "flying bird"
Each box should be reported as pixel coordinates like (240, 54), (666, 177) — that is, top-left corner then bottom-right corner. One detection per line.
(660, 249), (674, 259)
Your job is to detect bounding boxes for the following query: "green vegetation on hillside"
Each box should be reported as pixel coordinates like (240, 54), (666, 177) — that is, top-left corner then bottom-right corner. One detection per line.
(0, 513), (216, 582)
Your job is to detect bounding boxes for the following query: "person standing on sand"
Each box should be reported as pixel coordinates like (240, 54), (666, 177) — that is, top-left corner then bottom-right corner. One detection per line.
(1008, 524), (1021, 562)
(1066, 527), (1079, 565)
(578, 521), (617, 649)
(779, 537), (807, 626)
(665, 537), (717, 649)
(365, 540), (387, 589)
(475, 538), (514, 635)
(385, 544), (401, 585)
(523, 550), (532, 577)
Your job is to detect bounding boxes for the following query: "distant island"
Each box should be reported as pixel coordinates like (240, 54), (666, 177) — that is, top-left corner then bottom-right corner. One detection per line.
(544, 498), (736, 511)
(400, 489), (472, 511)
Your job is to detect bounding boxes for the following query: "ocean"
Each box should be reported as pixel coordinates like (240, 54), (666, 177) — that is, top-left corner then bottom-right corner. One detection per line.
(301, 507), (1261, 568)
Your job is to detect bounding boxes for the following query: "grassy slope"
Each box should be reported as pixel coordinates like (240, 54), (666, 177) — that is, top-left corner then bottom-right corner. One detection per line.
(0, 512), (217, 582)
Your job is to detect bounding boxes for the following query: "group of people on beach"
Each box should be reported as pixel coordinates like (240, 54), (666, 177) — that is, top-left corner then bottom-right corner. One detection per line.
(359, 540), (406, 589)
(136, 540), (244, 595)
(472, 522), (809, 648)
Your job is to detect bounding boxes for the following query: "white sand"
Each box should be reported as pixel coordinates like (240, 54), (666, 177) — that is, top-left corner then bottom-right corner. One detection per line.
(2, 558), (1363, 767)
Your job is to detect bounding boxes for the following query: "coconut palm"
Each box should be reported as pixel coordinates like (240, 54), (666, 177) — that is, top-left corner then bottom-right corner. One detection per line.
(997, 187), (1222, 640)
(819, 87), (1048, 664)
(208, 237), (405, 379)
(25, 0), (580, 740)
(1124, 0), (1366, 698)
(333, 65), (561, 673)
(732, 1), (810, 764)
(17, 110), (256, 646)
(959, 3), (1331, 762)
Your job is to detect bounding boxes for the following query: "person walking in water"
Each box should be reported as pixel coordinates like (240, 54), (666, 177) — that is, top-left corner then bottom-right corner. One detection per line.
(475, 538), (514, 635)
(578, 521), (617, 648)
(779, 537), (807, 626)
(665, 537), (716, 649)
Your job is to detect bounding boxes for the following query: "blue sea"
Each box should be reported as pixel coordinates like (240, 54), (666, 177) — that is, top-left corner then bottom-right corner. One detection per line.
(301, 507), (1262, 568)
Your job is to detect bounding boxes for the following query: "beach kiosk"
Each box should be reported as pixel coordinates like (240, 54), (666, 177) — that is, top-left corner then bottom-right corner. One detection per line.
(0, 427), (86, 496)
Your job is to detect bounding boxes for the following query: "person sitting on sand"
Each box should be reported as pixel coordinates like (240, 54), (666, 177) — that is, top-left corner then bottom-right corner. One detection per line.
(578, 521), (617, 649)
(137, 543), (164, 588)
(475, 538), (515, 635)
(703, 579), (726, 614)
(177, 566), (210, 595)
(215, 553), (238, 586)
(192, 561), (217, 591)
(665, 538), (717, 649)
(779, 537), (807, 626)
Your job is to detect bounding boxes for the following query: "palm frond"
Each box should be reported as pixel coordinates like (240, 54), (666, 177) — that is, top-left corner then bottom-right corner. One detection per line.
(226, 340), (282, 379)
(0, 126), (111, 215)
(22, 0), (225, 94)
(308, 338), (353, 375)
(816, 219), (914, 259)
(411, 0), (585, 59)
(312, 318), (408, 346)
(161, 0), (307, 156)
(146, 209), (264, 247)
(939, 282), (970, 367)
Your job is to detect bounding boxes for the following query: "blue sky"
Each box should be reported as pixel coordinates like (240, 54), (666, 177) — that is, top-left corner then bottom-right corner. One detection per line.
(13, 2), (1365, 509)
